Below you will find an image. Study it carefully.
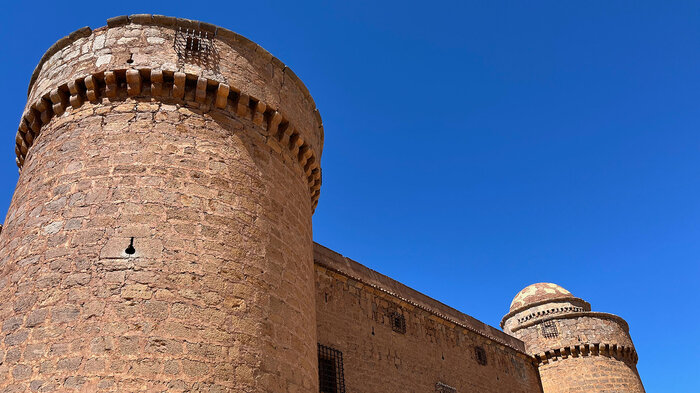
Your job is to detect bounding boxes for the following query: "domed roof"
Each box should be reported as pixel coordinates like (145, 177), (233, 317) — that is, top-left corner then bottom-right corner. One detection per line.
(509, 283), (574, 312)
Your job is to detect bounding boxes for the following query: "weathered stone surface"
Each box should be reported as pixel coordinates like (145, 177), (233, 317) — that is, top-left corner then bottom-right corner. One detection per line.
(502, 284), (645, 393)
(1, 14), (321, 393)
(0, 13), (646, 393)
(315, 244), (542, 393)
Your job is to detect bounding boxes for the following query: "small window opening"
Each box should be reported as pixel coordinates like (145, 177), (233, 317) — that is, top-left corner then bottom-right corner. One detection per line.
(390, 311), (406, 334)
(125, 237), (136, 255)
(174, 27), (213, 65)
(318, 344), (345, 393)
(475, 346), (488, 366)
(541, 320), (559, 339)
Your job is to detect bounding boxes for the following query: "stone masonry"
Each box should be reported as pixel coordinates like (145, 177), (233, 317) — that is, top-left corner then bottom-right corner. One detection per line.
(2, 15), (321, 392)
(502, 284), (646, 392)
(0, 14), (644, 393)
(314, 244), (544, 393)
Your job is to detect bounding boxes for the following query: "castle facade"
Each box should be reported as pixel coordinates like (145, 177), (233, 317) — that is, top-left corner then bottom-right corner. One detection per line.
(0, 15), (644, 393)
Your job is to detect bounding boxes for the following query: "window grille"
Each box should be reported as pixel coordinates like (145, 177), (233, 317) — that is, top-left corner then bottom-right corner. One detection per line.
(318, 344), (345, 393)
(390, 311), (406, 334)
(541, 320), (559, 339)
(174, 27), (213, 64)
(474, 346), (488, 366)
(436, 381), (457, 393)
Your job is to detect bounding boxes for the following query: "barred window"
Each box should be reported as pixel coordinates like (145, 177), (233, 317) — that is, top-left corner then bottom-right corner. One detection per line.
(436, 381), (457, 393)
(174, 27), (214, 67)
(541, 320), (559, 339)
(318, 344), (345, 393)
(390, 311), (406, 334)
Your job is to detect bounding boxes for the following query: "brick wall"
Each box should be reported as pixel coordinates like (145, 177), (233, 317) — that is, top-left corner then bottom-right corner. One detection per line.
(314, 244), (544, 393)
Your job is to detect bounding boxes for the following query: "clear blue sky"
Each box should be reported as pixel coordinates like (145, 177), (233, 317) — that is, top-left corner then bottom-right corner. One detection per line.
(2, 1), (698, 391)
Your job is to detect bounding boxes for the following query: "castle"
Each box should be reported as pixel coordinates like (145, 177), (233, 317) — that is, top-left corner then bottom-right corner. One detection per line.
(0, 15), (646, 392)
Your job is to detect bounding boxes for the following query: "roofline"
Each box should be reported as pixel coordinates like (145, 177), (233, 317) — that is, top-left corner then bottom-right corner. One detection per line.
(501, 297), (591, 328)
(26, 14), (320, 137)
(313, 242), (532, 356)
(509, 311), (631, 334)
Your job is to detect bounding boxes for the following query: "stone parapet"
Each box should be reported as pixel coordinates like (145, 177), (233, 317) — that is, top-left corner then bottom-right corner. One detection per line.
(507, 313), (635, 357)
(17, 67), (322, 209)
(20, 14), (323, 208)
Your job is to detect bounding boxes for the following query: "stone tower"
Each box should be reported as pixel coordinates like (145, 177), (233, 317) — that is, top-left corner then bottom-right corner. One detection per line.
(501, 283), (645, 393)
(0, 15), (322, 392)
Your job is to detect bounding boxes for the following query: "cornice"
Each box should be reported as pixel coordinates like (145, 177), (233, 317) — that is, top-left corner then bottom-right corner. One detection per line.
(16, 68), (322, 210)
(500, 297), (591, 328)
(533, 342), (638, 366)
(314, 253), (535, 360)
(510, 311), (630, 334)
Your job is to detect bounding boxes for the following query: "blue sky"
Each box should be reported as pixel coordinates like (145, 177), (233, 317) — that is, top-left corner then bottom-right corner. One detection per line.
(2, 1), (698, 391)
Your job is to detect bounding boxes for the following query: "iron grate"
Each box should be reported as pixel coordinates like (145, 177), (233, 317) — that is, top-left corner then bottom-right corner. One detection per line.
(174, 27), (214, 65)
(390, 311), (406, 334)
(318, 344), (345, 393)
(541, 320), (559, 339)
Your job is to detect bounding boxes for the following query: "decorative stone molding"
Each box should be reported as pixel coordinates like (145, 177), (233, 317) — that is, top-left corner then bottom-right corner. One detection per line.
(511, 311), (630, 333)
(534, 342), (639, 366)
(501, 297), (591, 327)
(16, 67), (322, 210)
(516, 306), (586, 324)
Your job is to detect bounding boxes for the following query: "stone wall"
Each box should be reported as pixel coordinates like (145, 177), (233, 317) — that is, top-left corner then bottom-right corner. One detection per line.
(511, 315), (644, 393)
(539, 356), (644, 393)
(1, 15), (322, 392)
(504, 298), (645, 393)
(314, 244), (544, 393)
(510, 314), (634, 355)
(16, 15), (322, 209)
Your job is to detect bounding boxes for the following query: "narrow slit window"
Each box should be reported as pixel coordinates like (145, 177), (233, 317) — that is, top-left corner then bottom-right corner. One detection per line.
(318, 344), (345, 393)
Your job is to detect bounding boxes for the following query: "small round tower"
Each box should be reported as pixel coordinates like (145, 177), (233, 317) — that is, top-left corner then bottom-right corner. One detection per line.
(0, 15), (322, 391)
(501, 283), (645, 393)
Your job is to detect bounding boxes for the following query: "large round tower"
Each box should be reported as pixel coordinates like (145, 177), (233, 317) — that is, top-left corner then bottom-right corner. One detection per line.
(501, 283), (645, 393)
(0, 15), (322, 392)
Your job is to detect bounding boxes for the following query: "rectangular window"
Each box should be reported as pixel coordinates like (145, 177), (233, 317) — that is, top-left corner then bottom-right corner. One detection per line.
(541, 320), (559, 338)
(390, 311), (407, 334)
(318, 344), (345, 393)
(174, 27), (213, 65)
